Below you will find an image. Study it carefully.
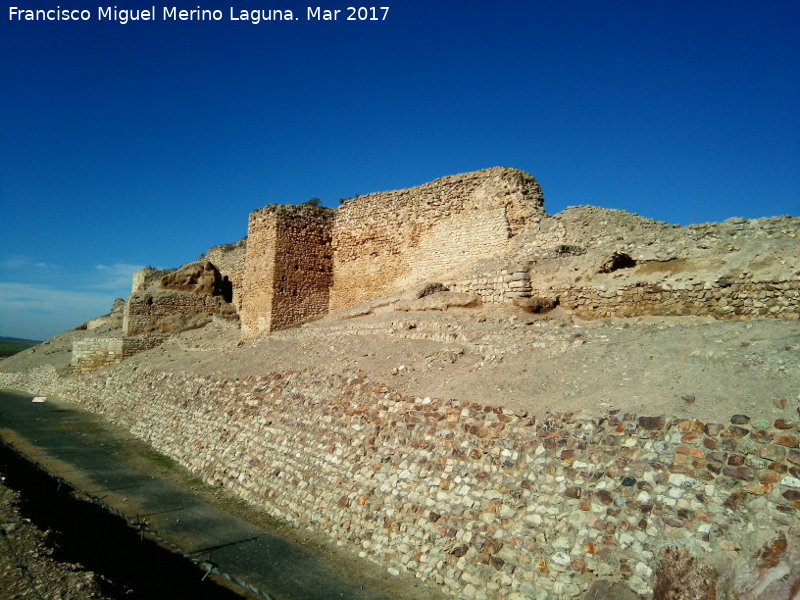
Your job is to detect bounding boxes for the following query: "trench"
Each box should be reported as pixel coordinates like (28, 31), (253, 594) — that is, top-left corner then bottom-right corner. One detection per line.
(0, 440), (253, 600)
(0, 390), (398, 600)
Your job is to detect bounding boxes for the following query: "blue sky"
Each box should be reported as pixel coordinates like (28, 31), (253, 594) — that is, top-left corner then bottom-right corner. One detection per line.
(1, 1), (798, 341)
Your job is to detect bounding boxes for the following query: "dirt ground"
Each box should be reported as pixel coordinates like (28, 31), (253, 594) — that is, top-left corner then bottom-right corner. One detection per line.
(0, 481), (114, 600)
(126, 307), (800, 425)
(5, 302), (800, 426)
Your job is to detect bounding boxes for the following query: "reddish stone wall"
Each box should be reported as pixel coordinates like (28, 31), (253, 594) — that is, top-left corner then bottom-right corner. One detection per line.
(240, 205), (333, 336)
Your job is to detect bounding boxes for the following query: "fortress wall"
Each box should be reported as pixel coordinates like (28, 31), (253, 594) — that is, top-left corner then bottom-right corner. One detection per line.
(240, 210), (278, 336)
(532, 278), (800, 321)
(202, 241), (247, 313)
(240, 206), (333, 336)
(269, 208), (334, 331)
(71, 338), (125, 374)
(123, 291), (237, 336)
(444, 268), (799, 321)
(71, 336), (167, 374)
(329, 168), (545, 312)
(4, 365), (798, 600)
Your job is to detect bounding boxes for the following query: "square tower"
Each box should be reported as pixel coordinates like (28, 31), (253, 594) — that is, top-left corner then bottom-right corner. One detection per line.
(240, 205), (334, 336)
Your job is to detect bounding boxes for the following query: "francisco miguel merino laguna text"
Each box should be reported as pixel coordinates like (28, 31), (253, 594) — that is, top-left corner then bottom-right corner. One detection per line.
(8, 6), (390, 24)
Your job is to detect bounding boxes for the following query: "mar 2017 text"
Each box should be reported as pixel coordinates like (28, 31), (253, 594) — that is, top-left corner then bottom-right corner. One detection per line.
(7, 6), (391, 24)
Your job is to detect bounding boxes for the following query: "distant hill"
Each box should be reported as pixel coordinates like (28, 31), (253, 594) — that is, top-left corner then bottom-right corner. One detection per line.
(0, 337), (41, 358)
(0, 336), (42, 344)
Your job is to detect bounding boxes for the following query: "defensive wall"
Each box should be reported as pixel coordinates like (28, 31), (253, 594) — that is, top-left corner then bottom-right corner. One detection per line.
(238, 169), (798, 335)
(2, 365), (798, 600)
(124, 261), (238, 337)
(240, 168), (545, 335)
(448, 270), (800, 321)
(329, 168), (544, 311)
(202, 239), (247, 313)
(123, 290), (237, 336)
(73, 263), (239, 373)
(71, 336), (167, 374)
(240, 205), (334, 336)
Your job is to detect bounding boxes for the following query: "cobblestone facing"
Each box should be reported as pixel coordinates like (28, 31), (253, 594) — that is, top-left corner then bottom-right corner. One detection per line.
(2, 366), (798, 600)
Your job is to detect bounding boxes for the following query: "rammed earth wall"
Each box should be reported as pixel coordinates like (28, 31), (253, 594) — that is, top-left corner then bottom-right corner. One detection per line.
(2, 366), (797, 600)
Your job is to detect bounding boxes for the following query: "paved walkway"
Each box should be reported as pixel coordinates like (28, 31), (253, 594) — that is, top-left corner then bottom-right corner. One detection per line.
(0, 389), (393, 600)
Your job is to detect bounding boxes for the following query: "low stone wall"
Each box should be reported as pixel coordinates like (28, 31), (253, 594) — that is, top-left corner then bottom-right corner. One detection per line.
(71, 336), (166, 374)
(123, 291), (237, 336)
(536, 278), (800, 321)
(449, 269), (532, 304)
(1, 366), (797, 599)
(71, 338), (125, 374)
(444, 269), (799, 321)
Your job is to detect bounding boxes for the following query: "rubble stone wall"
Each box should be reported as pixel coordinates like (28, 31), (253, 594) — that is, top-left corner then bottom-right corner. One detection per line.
(240, 206), (334, 336)
(330, 168), (545, 311)
(123, 291), (237, 336)
(202, 241), (247, 313)
(449, 269), (532, 304)
(445, 270), (800, 321)
(534, 278), (800, 321)
(71, 336), (166, 374)
(3, 366), (797, 600)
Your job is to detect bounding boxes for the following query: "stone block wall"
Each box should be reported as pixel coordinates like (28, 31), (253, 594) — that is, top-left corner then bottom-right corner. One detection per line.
(449, 269), (532, 304)
(123, 291), (237, 336)
(71, 336), (166, 374)
(533, 278), (800, 321)
(240, 205), (334, 336)
(202, 240), (247, 313)
(330, 168), (545, 311)
(71, 338), (125, 374)
(4, 365), (797, 600)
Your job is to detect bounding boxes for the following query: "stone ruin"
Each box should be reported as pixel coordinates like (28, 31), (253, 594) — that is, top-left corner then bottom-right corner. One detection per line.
(71, 167), (800, 372)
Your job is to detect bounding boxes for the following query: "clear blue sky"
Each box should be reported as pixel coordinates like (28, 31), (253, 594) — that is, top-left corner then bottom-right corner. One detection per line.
(1, 1), (798, 341)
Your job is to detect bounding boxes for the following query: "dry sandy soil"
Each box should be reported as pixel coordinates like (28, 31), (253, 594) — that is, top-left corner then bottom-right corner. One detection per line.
(6, 300), (799, 426)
